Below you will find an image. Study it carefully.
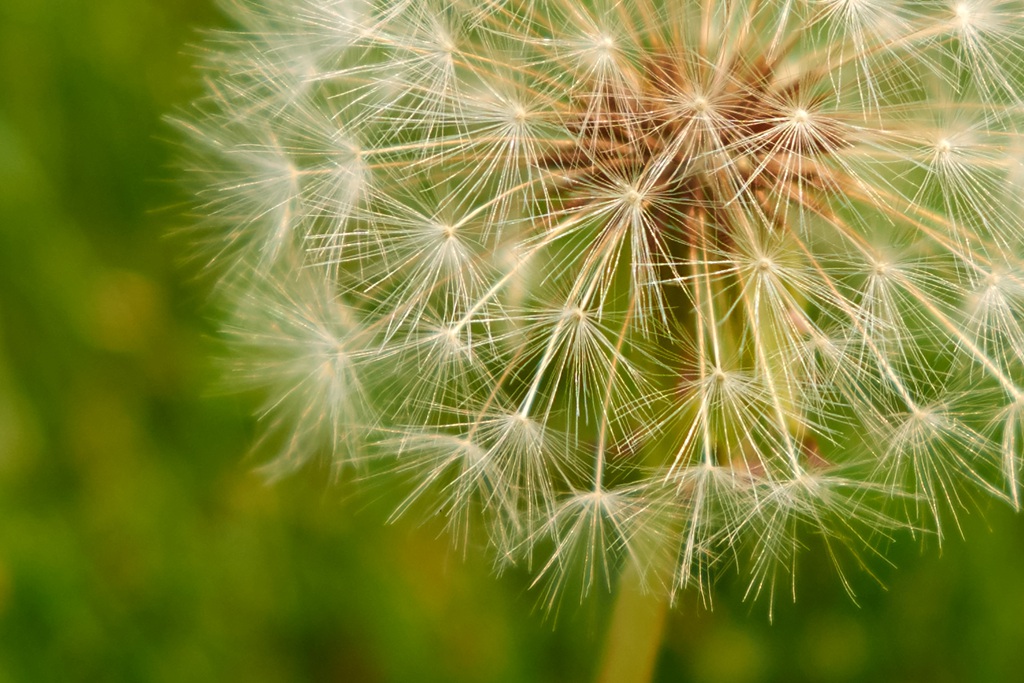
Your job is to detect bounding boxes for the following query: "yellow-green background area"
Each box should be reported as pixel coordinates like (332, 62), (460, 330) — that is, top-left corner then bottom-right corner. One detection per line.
(2, 1), (1024, 681)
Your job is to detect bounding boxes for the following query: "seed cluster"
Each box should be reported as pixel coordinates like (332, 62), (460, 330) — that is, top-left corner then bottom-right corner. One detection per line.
(182, 0), (1024, 605)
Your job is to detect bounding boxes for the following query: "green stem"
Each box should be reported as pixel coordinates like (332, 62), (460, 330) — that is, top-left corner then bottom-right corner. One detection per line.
(595, 561), (670, 683)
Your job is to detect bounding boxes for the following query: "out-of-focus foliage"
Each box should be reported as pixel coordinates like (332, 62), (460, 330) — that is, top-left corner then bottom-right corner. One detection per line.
(1, 1), (1024, 682)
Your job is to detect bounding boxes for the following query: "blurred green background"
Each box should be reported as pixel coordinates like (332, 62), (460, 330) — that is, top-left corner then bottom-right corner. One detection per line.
(2, 1), (1024, 681)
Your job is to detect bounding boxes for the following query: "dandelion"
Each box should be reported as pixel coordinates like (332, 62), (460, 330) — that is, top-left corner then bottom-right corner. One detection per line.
(180, 0), (1024, 675)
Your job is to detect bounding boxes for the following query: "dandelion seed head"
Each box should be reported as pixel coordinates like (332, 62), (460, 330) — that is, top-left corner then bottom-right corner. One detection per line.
(180, 0), (1024, 610)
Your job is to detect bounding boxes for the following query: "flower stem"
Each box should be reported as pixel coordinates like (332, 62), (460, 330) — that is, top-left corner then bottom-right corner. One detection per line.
(595, 561), (670, 683)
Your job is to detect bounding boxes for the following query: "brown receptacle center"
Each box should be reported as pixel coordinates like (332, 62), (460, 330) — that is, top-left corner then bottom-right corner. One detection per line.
(544, 54), (847, 251)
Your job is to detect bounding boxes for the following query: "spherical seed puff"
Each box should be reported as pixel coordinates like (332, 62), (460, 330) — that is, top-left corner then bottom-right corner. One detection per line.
(180, 0), (1024, 605)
